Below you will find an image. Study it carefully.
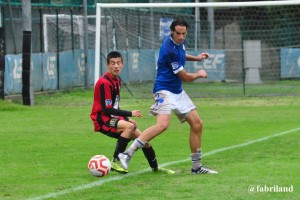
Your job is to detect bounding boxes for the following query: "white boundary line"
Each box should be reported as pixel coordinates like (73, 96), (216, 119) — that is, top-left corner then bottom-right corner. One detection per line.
(27, 127), (300, 200)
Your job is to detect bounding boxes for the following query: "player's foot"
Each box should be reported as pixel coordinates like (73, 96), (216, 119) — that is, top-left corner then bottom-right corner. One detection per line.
(111, 160), (128, 174)
(152, 167), (175, 174)
(118, 153), (131, 170)
(191, 166), (218, 174)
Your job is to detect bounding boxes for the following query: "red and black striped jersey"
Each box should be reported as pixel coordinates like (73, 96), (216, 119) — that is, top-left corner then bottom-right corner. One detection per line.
(90, 72), (132, 131)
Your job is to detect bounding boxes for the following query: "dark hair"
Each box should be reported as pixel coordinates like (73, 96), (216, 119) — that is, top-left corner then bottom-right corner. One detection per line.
(106, 51), (123, 63)
(170, 19), (189, 31)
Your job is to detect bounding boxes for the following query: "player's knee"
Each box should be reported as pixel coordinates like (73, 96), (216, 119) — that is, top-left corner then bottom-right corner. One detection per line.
(193, 119), (202, 131)
(125, 122), (136, 132)
(157, 123), (169, 132)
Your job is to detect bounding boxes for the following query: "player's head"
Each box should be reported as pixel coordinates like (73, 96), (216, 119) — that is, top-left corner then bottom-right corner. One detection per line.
(106, 51), (124, 78)
(106, 51), (123, 64)
(170, 19), (189, 44)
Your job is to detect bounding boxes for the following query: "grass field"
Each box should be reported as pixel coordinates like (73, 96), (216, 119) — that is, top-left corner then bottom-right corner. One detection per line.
(1, 88), (299, 200)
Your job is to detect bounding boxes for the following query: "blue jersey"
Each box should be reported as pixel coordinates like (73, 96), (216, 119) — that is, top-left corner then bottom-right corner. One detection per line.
(153, 36), (186, 94)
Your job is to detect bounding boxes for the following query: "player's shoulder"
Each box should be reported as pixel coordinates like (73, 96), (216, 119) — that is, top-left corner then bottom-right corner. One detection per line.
(160, 40), (176, 56)
(96, 75), (113, 87)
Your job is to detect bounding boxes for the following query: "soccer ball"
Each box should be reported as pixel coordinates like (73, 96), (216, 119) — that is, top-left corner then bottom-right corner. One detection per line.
(88, 155), (111, 177)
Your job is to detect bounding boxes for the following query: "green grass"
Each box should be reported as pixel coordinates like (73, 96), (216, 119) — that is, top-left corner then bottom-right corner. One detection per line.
(0, 89), (300, 200)
(120, 80), (300, 98)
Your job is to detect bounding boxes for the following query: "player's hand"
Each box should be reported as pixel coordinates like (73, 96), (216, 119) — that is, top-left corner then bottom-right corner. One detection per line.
(196, 52), (209, 61)
(198, 69), (208, 78)
(131, 110), (142, 118)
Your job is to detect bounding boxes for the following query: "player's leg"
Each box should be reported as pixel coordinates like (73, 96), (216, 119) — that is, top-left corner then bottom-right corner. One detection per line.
(129, 114), (170, 154)
(129, 127), (174, 174)
(173, 91), (202, 153)
(174, 91), (217, 174)
(186, 110), (217, 174)
(113, 120), (136, 160)
(129, 127), (158, 170)
(108, 119), (136, 173)
(140, 114), (170, 142)
(119, 91), (172, 170)
(186, 109), (202, 153)
(118, 114), (171, 170)
(111, 136), (131, 173)
(142, 143), (158, 171)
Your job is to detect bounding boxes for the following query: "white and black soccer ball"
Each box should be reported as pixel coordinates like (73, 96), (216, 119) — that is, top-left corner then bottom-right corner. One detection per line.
(88, 155), (111, 177)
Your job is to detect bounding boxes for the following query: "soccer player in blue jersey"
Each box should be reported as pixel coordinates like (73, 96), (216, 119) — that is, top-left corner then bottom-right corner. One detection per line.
(119, 19), (218, 174)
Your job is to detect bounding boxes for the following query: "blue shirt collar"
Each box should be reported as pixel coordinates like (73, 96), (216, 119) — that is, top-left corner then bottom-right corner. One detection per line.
(170, 36), (180, 46)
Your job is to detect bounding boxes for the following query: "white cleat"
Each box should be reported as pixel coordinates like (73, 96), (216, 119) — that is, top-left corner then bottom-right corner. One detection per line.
(118, 153), (131, 170)
(191, 166), (218, 174)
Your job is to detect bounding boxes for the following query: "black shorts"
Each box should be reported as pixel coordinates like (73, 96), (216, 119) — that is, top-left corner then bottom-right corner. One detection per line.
(99, 118), (122, 139)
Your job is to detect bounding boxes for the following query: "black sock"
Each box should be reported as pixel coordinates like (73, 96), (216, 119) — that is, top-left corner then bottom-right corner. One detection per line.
(113, 136), (131, 161)
(142, 146), (158, 170)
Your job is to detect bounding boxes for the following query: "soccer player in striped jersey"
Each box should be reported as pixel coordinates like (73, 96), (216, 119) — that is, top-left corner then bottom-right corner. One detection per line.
(119, 19), (218, 174)
(90, 51), (159, 173)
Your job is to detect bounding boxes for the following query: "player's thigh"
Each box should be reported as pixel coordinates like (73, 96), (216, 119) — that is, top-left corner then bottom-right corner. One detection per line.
(117, 120), (135, 133)
(156, 114), (171, 128)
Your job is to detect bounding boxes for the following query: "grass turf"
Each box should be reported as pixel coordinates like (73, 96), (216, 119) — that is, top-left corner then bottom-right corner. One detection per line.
(0, 89), (299, 200)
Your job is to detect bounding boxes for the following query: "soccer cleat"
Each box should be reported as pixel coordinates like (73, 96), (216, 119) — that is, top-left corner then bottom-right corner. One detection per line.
(118, 153), (131, 170)
(111, 160), (128, 174)
(152, 167), (175, 174)
(191, 166), (218, 174)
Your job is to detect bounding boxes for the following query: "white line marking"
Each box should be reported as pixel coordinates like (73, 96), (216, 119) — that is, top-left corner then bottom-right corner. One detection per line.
(27, 127), (300, 200)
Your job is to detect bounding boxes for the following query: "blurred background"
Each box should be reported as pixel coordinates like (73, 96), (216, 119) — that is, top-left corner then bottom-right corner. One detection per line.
(0, 0), (299, 100)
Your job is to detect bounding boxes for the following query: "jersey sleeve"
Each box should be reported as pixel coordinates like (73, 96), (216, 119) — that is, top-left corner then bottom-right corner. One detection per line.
(100, 82), (113, 109)
(168, 48), (184, 74)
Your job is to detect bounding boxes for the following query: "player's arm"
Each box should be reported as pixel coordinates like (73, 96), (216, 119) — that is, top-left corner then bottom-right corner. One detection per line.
(177, 68), (207, 82)
(177, 52), (209, 82)
(186, 52), (209, 61)
(101, 99), (139, 118)
(103, 107), (133, 117)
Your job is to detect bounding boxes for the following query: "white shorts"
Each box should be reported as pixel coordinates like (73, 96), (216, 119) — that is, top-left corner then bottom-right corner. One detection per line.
(149, 90), (196, 123)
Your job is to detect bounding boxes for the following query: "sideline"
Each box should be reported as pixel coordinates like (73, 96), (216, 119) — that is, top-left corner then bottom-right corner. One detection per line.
(27, 127), (300, 200)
